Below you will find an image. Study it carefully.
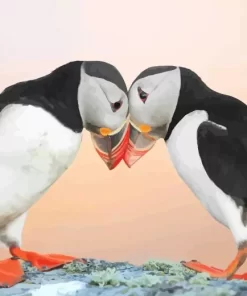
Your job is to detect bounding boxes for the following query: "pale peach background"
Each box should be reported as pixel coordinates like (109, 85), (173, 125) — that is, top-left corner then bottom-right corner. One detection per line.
(0, 0), (247, 272)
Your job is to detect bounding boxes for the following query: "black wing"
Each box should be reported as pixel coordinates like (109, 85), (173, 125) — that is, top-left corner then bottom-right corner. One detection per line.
(197, 121), (247, 207)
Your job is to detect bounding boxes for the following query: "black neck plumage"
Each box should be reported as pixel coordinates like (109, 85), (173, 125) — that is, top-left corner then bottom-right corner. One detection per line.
(165, 67), (247, 141)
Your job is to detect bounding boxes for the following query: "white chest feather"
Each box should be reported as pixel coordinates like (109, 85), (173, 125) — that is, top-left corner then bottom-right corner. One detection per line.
(0, 104), (82, 227)
(166, 110), (247, 244)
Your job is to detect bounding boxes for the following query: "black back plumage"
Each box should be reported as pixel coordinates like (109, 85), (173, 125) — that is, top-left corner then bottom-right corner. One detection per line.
(167, 67), (247, 218)
(165, 67), (247, 140)
(0, 61), (83, 132)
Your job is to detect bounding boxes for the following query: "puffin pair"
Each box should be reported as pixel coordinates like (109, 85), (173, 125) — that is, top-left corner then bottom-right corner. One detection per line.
(0, 61), (129, 287)
(124, 66), (247, 280)
(1, 62), (246, 287)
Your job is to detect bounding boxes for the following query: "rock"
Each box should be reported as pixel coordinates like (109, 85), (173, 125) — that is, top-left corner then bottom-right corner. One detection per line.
(0, 258), (246, 295)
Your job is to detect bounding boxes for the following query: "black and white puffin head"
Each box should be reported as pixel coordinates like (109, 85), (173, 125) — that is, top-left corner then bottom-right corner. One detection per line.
(78, 61), (129, 170)
(124, 66), (181, 167)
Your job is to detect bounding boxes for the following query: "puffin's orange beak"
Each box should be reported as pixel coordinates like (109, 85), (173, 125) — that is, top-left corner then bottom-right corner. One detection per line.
(90, 120), (130, 170)
(123, 121), (157, 168)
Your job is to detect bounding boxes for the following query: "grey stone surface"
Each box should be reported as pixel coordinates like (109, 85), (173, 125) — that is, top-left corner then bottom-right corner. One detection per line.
(0, 259), (247, 295)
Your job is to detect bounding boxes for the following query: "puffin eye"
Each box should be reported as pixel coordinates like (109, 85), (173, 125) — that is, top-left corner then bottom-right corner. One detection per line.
(137, 87), (148, 103)
(111, 100), (123, 112)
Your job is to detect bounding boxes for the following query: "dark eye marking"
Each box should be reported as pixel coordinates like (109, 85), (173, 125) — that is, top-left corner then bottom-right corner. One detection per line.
(98, 83), (123, 113)
(110, 99), (123, 112)
(137, 87), (148, 103)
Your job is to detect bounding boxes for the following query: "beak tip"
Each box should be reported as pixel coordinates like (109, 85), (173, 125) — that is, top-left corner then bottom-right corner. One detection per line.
(106, 158), (123, 170)
(105, 163), (116, 171)
(123, 158), (132, 168)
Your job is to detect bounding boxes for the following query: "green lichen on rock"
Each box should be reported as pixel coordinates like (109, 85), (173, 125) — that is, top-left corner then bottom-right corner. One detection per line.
(142, 259), (212, 287)
(88, 267), (163, 288)
(8, 258), (247, 296)
(89, 267), (121, 287)
(63, 258), (213, 290)
(63, 260), (88, 273)
(143, 259), (172, 274)
(143, 259), (196, 276)
(63, 258), (134, 274)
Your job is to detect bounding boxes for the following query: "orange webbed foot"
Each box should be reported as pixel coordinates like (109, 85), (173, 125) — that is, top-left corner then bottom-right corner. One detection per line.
(26, 253), (86, 271)
(0, 258), (25, 288)
(10, 247), (86, 272)
(181, 260), (247, 280)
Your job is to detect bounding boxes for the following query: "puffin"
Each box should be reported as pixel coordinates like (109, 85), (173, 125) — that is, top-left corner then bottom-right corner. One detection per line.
(0, 60), (129, 287)
(124, 65), (247, 280)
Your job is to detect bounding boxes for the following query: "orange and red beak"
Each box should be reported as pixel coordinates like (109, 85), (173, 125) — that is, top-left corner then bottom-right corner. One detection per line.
(90, 120), (130, 170)
(123, 121), (157, 168)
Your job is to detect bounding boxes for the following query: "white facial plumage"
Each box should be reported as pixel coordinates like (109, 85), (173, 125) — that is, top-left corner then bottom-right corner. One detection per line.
(78, 67), (128, 132)
(129, 67), (181, 131)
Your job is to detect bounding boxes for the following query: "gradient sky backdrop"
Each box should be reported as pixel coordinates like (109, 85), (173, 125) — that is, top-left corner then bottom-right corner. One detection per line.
(0, 0), (247, 271)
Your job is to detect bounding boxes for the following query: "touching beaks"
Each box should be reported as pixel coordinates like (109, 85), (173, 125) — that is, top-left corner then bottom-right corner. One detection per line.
(90, 119), (130, 170)
(123, 120), (157, 168)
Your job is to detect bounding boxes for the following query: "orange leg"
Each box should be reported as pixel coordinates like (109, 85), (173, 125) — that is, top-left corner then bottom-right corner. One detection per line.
(181, 248), (247, 280)
(10, 246), (87, 272)
(0, 258), (25, 288)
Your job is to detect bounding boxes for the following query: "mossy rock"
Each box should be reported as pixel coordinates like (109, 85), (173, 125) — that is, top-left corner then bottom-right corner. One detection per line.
(88, 267), (164, 288)
(63, 258), (135, 274)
